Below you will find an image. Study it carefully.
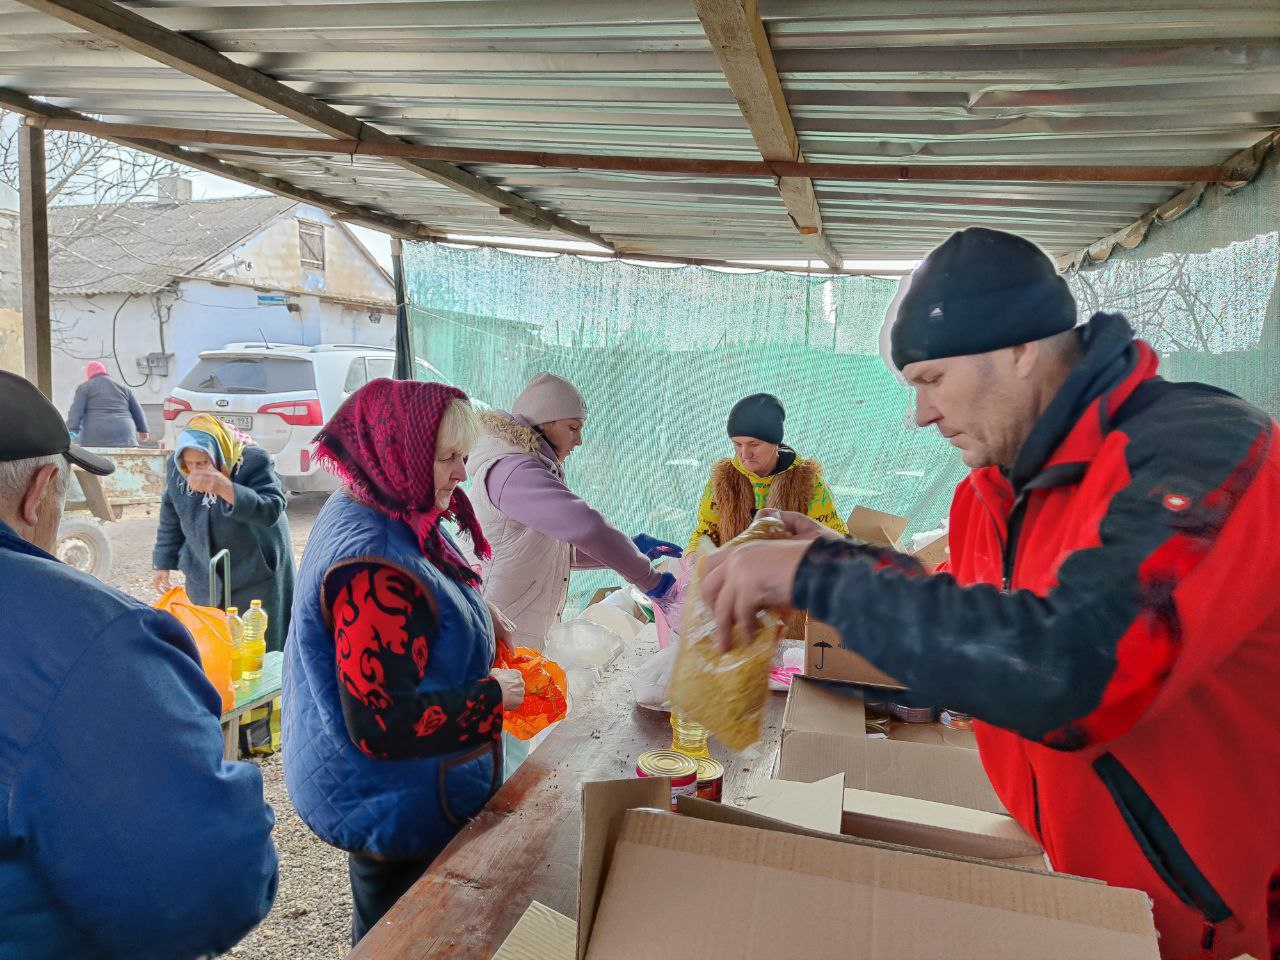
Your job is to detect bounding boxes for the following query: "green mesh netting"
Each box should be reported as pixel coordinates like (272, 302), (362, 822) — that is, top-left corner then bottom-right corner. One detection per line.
(1071, 149), (1280, 418)
(404, 248), (963, 610)
(405, 150), (1277, 612)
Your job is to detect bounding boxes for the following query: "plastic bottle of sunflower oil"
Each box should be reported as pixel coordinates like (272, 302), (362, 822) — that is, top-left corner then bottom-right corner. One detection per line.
(226, 606), (246, 682)
(241, 600), (268, 680)
(670, 711), (711, 759)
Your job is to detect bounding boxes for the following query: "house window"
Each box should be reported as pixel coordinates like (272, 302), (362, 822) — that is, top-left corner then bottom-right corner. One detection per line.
(298, 220), (325, 270)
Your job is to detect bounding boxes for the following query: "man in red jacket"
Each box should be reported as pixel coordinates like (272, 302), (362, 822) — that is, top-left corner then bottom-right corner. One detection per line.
(703, 227), (1280, 960)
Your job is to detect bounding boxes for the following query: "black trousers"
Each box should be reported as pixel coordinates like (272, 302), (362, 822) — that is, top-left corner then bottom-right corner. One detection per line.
(348, 852), (438, 945)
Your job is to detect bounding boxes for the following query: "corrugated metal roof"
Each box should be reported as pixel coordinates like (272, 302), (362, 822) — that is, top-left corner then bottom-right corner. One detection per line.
(0, 1), (1276, 264)
(49, 194), (293, 295)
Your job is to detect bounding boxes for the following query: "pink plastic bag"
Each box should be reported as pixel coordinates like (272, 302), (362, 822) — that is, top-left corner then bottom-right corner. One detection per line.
(652, 556), (692, 649)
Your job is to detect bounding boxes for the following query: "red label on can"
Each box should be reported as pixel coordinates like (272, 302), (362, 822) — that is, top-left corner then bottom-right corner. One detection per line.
(696, 776), (723, 803)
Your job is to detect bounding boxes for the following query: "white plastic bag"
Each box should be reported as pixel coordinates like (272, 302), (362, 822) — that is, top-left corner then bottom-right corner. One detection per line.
(631, 643), (677, 711)
(545, 619), (624, 671)
(578, 602), (643, 644)
(600, 587), (643, 620)
(564, 666), (600, 703)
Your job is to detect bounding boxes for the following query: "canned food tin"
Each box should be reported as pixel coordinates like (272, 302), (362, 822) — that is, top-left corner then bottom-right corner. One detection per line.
(864, 701), (892, 737)
(637, 750), (699, 811)
(940, 710), (974, 731)
(889, 703), (937, 724)
(864, 716), (891, 737)
(695, 756), (725, 803)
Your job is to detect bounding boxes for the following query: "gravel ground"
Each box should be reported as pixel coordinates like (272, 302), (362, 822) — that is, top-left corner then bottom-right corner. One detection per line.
(103, 494), (351, 959)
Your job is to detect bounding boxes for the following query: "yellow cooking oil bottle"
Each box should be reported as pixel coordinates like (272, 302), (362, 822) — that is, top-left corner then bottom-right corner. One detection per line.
(226, 606), (246, 682)
(241, 600), (268, 680)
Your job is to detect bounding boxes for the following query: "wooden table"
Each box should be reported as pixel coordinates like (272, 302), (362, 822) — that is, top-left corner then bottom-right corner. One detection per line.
(347, 637), (787, 959)
(221, 651), (283, 760)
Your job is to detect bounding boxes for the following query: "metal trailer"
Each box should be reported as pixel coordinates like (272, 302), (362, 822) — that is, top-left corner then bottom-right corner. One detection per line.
(57, 448), (166, 579)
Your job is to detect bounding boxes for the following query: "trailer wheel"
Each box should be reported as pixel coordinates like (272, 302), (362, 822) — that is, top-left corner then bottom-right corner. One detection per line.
(56, 517), (113, 579)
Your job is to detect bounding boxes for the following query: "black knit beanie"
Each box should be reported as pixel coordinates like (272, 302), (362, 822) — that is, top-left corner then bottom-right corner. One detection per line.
(889, 227), (1078, 370)
(727, 393), (785, 444)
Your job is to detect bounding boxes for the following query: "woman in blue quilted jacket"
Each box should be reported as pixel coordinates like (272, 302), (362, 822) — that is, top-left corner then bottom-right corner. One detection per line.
(282, 378), (524, 944)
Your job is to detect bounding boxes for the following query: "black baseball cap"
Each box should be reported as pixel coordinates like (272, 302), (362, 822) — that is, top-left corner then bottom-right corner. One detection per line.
(0, 370), (115, 476)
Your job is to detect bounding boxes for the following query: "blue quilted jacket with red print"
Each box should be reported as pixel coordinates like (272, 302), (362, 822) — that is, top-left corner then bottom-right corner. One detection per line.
(283, 491), (501, 859)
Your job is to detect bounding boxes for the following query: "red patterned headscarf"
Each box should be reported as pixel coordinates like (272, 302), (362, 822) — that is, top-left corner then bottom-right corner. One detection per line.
(313, 378), (490, 586)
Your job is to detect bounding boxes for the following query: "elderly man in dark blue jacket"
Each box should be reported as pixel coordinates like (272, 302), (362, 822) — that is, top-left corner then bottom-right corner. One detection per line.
(0, 370), (278, 960)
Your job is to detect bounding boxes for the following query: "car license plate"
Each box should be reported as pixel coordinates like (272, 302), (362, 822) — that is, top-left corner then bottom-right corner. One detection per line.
(222, 415), (253, 429)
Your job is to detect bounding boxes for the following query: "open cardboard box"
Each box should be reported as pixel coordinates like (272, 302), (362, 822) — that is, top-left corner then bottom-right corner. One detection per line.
(845, 505), (949, 572)
(804, 617), (906, 689)
(846, 505), (910, 550)
(804, 508), (947, 688)
(572, 777), (1157, 960)
(745, 772), (1044, 870)
(779, 675), (1005, 814)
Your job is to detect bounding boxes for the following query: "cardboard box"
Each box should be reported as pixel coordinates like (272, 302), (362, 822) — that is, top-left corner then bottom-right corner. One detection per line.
(586, 586), (621, 607)
(803, 507), (949, 686)
(578, 779), (1158, 960)
(845, 506), (948, 572)
(846, 505), (910, 549)
(804, 617), (905, 689)
(841, 787), (1047, 869)
(778, 676), (1005, 814)
(492, 901), (575, 960)
(911, 532), (949, 570)
(745, 773), (845, 833)
(805, 505), (907, 689)
(745, 772), (1044, 870)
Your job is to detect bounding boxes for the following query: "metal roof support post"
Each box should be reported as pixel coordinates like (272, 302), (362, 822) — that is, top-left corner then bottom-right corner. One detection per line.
(18, 122), (51, 398)
(391, 238), (415, 381)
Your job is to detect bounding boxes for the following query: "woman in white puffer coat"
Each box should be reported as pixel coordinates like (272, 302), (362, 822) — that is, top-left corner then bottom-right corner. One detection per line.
(467, 373), (679, 652)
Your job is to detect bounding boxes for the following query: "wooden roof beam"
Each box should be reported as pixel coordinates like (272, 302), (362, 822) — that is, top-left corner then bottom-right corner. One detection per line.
(11, 0), (612, 249)
(693, 0), (842, 270)
(0, 88), (440, 240)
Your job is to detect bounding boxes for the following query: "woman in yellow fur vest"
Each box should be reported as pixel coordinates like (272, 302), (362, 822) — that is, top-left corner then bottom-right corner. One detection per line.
(689, 393), (847, 552)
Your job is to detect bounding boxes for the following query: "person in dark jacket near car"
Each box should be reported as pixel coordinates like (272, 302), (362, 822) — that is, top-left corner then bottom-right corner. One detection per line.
(65, 360), (150, 447)
(153, 414), (295, 650)
(702, 228), (1280, 960)
(0, 371), (277, 960)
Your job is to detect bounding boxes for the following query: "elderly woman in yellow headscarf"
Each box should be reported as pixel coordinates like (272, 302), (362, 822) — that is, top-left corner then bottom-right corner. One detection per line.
(152, 414), (296, 650)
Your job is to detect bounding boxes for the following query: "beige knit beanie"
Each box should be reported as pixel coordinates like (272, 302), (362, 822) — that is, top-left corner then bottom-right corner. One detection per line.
(511, 372), (587, 425)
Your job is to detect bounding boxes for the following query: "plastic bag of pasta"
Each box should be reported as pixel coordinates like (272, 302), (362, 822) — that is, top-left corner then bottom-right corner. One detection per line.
(668, 514), (789, 750)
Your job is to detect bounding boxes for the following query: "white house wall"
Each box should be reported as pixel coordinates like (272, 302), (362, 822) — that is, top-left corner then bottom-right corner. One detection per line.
(50, 277), (396, 428)
(205, 204), (394, 303)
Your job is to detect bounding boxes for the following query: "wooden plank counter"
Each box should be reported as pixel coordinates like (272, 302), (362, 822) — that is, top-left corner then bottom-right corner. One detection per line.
(347, 636), (787, 959)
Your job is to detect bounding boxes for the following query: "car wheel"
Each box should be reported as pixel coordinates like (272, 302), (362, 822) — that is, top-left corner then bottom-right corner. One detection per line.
(56, 517), (113, 579)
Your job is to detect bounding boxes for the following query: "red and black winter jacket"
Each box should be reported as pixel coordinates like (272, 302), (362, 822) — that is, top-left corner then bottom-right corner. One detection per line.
(793, 312), (1280, 960)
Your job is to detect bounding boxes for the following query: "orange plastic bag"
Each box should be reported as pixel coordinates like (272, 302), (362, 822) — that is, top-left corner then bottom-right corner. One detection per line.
(496, 646), (568, 741)
(154, 586), (236, 713)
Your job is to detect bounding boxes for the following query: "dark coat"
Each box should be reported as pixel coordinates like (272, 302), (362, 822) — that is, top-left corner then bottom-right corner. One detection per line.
(153, 445), (295, 651)
(65, 375), (149, 447)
